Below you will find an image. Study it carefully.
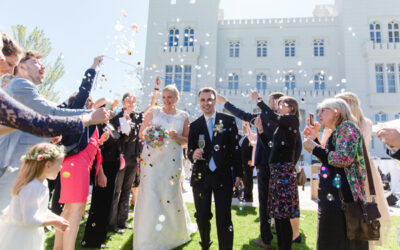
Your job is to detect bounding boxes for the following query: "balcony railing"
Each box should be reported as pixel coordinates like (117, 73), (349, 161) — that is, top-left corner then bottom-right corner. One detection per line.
(216, 87), (341, 99)
(162, 45), (200, 54)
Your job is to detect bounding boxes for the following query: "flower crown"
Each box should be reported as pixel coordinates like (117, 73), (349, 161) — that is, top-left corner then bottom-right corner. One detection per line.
(21, 145), (65, 162)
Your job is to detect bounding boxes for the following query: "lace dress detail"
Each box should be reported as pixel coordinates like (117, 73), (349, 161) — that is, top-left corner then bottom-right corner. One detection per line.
(133, 107), (196, 250)
(0, 88), (84, 137)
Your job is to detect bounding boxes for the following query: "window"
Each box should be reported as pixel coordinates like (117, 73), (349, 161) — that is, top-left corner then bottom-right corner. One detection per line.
(257, 41), (267, 57)
(168, 28), (179, 47)
(369, 22), (381, 43)
(387, 64), (396, 93)
(395, 113), (400, 120)
(285, 73), (296, 89)
(183, 65), (191, 92)
(256, 73), (267, 90)
(174, 65), (183, 90)
(313, 39), (324, 56)
(229, 41), (240, 57)
(184, 27), (194, 47)
(228, 73), (239, 90)
(314, 73), (325, 90)
(375, 64), (384, 93)
(388, 21), (400, 43)
(165, 65), (173, 85)
(285, 40), (295, 57)
(375, 112), (387, 123)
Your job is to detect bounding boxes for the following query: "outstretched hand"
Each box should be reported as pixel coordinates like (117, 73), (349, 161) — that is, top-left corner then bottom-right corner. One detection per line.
(155, 76), (161, 89)
(251, 90), (260, 101)
(91, 55), (104, 69)
(216, 94), (228, 104)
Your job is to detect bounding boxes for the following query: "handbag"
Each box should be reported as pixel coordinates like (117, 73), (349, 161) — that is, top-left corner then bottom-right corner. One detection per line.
(297, 167), (307, 190)
(338, 138), (381, 241)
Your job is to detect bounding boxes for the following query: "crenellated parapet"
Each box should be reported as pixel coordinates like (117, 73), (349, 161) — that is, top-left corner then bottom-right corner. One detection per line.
(219, 16), (338, 27)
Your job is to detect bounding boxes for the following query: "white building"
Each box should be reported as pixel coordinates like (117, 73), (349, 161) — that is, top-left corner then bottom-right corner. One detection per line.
(143, 0), (400, 160)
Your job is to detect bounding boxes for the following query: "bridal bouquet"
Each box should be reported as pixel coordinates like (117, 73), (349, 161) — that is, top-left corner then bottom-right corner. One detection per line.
(143, 125), (168, 148)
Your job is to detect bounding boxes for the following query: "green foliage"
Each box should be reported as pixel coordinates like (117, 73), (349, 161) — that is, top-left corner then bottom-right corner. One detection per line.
(11, 25), (64, 102)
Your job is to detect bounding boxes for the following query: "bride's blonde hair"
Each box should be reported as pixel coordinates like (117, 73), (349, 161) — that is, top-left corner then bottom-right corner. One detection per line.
(162, 85), (180, 100)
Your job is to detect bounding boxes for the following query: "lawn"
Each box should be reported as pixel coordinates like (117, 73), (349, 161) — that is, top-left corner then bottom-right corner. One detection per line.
(44, 203), (399, 249)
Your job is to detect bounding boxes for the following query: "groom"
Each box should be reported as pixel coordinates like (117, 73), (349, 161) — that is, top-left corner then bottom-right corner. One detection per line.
(188, 87), (242, 250)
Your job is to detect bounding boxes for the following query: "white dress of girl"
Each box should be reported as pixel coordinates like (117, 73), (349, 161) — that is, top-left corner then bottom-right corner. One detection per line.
(0, 179), (49, 250)
(133, 107), (196, 249)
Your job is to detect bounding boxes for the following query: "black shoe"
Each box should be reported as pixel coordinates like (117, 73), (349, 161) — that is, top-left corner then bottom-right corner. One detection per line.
(292, 234), (302, 243)
(199, 240), (213, 250)
(118, 224), (133, 229)
(101, 244), (110, 249)
(242, 197), (253, 202)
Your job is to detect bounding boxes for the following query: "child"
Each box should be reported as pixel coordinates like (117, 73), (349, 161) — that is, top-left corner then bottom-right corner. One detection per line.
(0, 143), (70, 250)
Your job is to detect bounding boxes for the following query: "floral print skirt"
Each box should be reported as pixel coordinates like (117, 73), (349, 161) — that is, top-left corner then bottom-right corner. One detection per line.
(268, 162), (299, 219)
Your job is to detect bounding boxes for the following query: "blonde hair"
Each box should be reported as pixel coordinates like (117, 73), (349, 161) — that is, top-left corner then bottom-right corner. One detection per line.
(12, 143), (65, 196)
(317, 98), (355, 127)
(162, 85), (180, 100)
(335, 92), (365, 128)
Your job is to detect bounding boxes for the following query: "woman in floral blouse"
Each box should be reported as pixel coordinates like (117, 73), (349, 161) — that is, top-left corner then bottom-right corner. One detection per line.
(303, 98), (368, 250)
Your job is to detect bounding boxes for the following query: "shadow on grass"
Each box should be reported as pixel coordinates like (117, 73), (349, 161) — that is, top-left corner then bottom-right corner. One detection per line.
(232, 205), (257, 216)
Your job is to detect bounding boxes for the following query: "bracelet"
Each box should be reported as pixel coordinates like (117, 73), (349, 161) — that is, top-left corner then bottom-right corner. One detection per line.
(256, 97), (262, 103)
(154, 88), (159, 91)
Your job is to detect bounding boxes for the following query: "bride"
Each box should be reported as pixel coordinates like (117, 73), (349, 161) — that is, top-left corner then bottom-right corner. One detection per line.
(133, 84), (196, 249)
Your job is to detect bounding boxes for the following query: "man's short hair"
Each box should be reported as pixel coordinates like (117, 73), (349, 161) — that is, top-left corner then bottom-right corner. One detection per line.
(198, 87), (217, 98)
(269, 92), (284, 100)
(14, 51), (42, 75)
(2, 33), (23, 57)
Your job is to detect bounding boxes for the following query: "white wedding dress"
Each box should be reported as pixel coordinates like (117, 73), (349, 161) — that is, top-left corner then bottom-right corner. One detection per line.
(0, 179), (48, 250)
(133, 107), (196, 250)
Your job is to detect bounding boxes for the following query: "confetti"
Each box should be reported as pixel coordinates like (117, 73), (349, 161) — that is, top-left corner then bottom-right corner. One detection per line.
(62, 172), (71, 178)
(158, 215), (166, 222)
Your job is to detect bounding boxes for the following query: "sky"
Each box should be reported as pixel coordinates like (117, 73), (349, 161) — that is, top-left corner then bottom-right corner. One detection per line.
(1, 0), (334, 105)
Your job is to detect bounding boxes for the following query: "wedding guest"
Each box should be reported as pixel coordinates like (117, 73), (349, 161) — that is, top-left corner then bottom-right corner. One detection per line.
(377, 128), (400, 160)
(216, 92), (284, 249)
(303, 98), (368, 250)
(0, 143), (69, 250)
(336, 92), (391, 248)
(252, 91), (300, 250)
(0, 32), (23, 76)
(0, 51), (92, 211)
(53, 57), (108, 250)
(239, 121), (254, 202)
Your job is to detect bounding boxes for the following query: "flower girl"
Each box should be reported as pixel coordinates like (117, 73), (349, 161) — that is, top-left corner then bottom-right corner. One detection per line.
(0, 143), (70, 250)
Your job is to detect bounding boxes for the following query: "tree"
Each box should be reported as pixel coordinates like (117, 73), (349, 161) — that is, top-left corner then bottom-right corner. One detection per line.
(11, 25), (64, 102)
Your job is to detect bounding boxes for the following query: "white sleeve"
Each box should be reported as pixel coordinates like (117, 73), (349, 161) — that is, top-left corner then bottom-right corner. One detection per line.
(18, 185), (45, 227)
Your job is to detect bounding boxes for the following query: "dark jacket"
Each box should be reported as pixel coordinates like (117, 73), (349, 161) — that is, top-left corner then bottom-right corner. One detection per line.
(188, 112), (243, 187)
(239, 135), (253, 166)
(117, 111), (144, 159)
(224, 101), (277, 166)
(61, 68), (96, 154)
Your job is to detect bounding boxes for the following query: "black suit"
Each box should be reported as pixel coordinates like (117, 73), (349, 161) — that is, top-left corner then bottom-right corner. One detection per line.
(188, 112), (242, 250)
(223, 101), (276, 244)
(239, 135), (254, 200)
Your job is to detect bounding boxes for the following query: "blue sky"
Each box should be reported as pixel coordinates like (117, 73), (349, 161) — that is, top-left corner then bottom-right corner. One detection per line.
(1, 0), (334, 104)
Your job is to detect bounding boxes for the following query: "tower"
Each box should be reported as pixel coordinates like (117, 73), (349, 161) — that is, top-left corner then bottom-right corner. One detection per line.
(143, 0), (221, 113)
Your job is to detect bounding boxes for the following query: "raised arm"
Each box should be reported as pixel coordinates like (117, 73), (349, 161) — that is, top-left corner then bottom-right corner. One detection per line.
(216, 94), (257, 123)
(143, 76), (161, 116)
(138, 109), (153, 141)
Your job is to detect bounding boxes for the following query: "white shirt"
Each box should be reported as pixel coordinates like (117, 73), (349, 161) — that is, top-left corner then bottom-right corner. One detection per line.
(203, 112), (216, 125)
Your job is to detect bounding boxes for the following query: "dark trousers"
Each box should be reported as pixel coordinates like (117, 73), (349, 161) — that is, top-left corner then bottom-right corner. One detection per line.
(50, 174), (64, 215)
(193, 171), (234, 250)
(108, 157), (138, 228)
(275, 218), (292, 250)
(242, 164), (254, 200)
(81, 161), (120, 248)
(256, 163), (273, 244)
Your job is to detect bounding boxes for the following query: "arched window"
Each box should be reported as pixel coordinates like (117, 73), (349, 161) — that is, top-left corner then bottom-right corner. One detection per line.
(285, 73), (295, 89)
(369, 22), (381, 43)
(313, 39), (324, 56)
(284, 40), (295, 57)
(228, 73), (239, 90)
(229, 41), (240, 57)
(256, 73), (267, 90)
(168, 28), (179, 47)
(375, 112), (387, 123)
(257, 41), (268, 57)
(388, 21), (400, 43)
(184, 27), (194, 47)
(314, 73), (325, 90)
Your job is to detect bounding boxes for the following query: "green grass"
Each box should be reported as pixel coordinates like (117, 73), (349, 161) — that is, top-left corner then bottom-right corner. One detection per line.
(44, 203), (399, 250)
